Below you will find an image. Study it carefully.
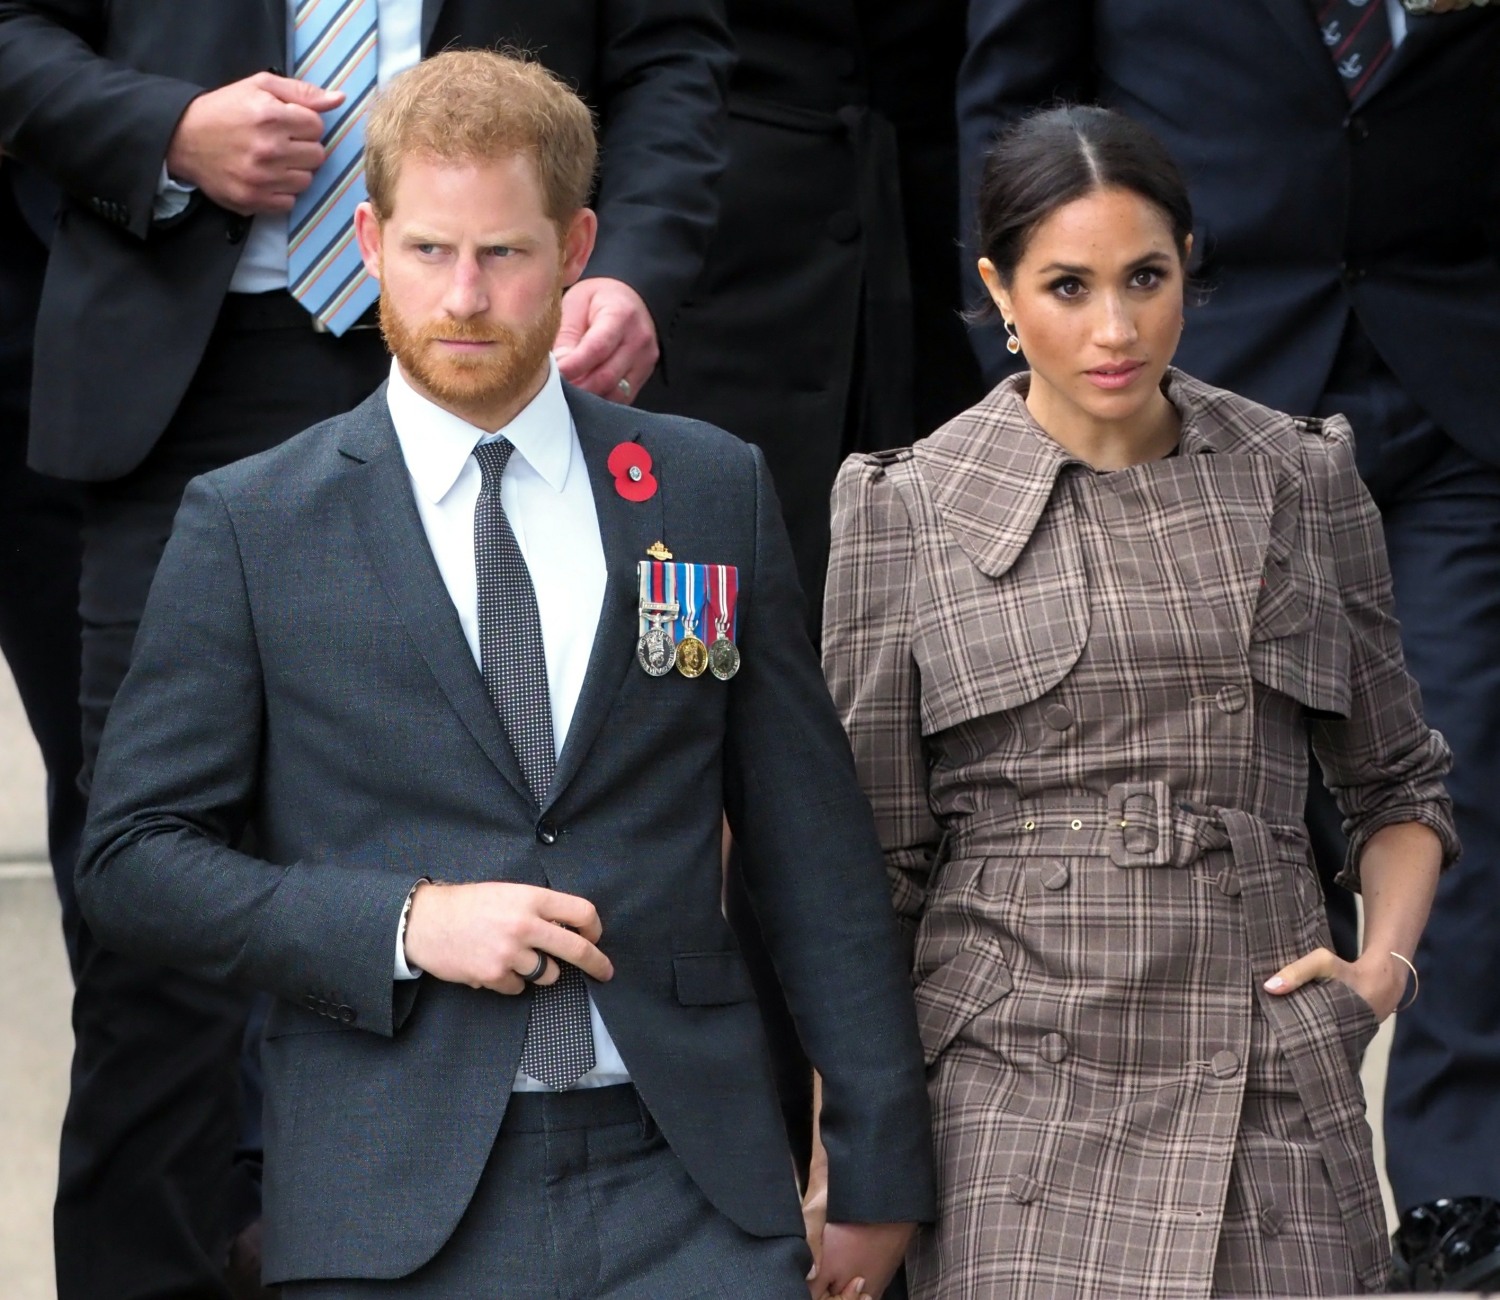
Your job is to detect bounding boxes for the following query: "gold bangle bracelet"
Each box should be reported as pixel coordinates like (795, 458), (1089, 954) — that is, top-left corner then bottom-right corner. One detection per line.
(1389, 951), (1419, 1013)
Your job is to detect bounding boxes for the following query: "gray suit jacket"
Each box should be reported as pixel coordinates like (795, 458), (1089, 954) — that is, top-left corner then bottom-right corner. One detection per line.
(77, 384), (935, 1283)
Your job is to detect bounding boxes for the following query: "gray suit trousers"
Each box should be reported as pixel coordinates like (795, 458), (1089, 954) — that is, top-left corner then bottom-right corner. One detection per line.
(284, 1086), (811, 1298)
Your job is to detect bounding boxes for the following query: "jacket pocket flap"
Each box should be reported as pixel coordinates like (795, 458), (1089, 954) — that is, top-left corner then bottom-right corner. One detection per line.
(674, 952), (755, 1006)
(912, 940), (1012, 1066)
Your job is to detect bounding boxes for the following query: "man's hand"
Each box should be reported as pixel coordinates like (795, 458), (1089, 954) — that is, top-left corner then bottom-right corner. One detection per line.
(165, 73), (343, 216)
(811, 1222), (914, 1300)
(554, 277), (659, 403)
(1264, 946), (1406, 1021)
(402, 881), (614, 992)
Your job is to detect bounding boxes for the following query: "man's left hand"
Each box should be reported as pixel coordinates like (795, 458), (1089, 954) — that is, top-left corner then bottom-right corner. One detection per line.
(811, 1222), (914, 1300)
(554, 277), (659, 404)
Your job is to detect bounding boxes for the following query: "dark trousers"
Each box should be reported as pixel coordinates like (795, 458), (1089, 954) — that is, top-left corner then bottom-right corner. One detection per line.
(284, 1086), (811, 1298)
(0, 183), (85, 974)
(56, 298), (389, 1300)
(1308, 324), (1500, 1209)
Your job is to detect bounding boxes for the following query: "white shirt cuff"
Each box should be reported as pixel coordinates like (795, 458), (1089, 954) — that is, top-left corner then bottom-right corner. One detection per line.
(394, 880), (426, 980)
(153, 163), (195, 221)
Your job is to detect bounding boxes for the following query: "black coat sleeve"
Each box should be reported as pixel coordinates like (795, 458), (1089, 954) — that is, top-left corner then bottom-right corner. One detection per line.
(581, 0), (733, 341)
(0, 0), (204, 239)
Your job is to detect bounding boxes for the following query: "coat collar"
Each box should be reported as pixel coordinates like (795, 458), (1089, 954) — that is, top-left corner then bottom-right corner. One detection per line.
(915, 367), (1283, 579)
(333, 381), (663, 813)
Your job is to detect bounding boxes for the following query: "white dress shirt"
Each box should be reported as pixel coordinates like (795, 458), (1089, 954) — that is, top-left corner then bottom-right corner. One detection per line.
(156, 0), (423, 293)
(386, 357), (630, 1091)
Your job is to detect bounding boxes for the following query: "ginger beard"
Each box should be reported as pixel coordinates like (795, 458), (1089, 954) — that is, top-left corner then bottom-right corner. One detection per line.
(378, 270), (563, 418)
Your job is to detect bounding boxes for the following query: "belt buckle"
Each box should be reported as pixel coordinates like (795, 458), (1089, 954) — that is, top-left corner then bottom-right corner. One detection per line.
(1107, 780), (1174, 867)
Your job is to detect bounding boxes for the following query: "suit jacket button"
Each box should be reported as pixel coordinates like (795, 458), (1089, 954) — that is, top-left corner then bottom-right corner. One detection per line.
(226, 215), (249, 244)
(536, 820), (559, 845)
(1211, 1050), (1240, 1079)
(339, 1005), (356, 1025)
(1040, 1033), (1069, 1064)
(1008, 1173), (1039, 1204)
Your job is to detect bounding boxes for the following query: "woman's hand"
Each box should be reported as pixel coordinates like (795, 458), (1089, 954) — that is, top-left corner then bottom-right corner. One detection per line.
(1263, 946), (1409, 1021)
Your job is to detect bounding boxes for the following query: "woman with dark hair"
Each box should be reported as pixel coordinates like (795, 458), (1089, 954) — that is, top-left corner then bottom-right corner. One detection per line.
(821, 105), (1457, 1298)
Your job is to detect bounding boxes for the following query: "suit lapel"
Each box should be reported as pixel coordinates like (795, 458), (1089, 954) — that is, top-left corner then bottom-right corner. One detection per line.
(336, 390), (534, 808)
(547, 389), (665, 807)
(1256, 0), (1350, 99)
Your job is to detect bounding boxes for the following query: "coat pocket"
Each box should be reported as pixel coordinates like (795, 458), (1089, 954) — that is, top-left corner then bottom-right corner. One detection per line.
(674, 951), (755, 1006)
(912, 936), (1013, 1066)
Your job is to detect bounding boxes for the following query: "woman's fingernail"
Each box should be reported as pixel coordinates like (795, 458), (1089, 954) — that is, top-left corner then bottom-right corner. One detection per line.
(1264, 976), (1286, 991)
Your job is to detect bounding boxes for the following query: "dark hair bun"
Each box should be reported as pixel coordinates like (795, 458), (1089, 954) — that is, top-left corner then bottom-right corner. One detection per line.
(976, 105), (1194, 287)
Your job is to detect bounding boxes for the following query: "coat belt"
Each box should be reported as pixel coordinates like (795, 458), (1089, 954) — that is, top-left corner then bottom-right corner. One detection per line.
(947, 781), (1306, 869)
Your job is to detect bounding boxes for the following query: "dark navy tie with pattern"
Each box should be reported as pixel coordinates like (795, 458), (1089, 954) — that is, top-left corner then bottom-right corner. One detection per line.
(1313, 0), (1395, 100)
(473, 439), (596, 1089)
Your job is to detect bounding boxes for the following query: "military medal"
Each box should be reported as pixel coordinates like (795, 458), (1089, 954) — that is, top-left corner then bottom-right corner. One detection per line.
(636, 561), (678, 677)
(706, 563), (741, 681)
(675, 564), (708, 678)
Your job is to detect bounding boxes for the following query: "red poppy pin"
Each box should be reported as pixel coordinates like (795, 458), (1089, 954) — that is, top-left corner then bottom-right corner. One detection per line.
(608, 440), (657, 502)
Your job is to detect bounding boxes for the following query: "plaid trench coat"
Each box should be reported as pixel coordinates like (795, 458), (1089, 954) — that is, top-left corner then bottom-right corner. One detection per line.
(823, 370), (1458, 1298)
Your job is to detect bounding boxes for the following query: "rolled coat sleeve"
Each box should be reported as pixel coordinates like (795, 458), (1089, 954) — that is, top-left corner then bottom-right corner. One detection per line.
(1306, 418), (1461, 886)
(822, 455), (943, 943)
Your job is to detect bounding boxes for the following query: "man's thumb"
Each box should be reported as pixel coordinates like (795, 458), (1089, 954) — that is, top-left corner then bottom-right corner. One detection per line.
(264, 74), (345, 111)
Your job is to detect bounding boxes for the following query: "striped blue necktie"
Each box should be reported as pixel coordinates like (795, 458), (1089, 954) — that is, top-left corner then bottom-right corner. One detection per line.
(288, 0), (379, 335)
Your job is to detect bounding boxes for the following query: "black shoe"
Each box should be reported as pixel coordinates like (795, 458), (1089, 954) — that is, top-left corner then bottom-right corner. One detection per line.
(1390, 1196), (1500, 1292)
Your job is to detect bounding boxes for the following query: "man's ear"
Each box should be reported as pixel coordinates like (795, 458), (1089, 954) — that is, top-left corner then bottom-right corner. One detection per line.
(353, 201), (383, 279)
(560, 207), (599, 287)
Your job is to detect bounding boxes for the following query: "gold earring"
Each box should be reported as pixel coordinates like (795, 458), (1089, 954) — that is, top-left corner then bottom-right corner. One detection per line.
(1004, 319), (1022, 356)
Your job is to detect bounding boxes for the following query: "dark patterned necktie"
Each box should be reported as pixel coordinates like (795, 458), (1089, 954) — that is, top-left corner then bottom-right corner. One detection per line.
(1312, 0), (1394, 100)
(473, 439), (596, 1089)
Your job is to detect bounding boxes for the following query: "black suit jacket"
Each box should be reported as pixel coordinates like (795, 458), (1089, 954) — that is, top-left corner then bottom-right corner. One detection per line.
(75, 384), (936, 1282)
(0, 0), (732, 480)
(643, 0), (983, 627)
(959, 0), (1500, 463)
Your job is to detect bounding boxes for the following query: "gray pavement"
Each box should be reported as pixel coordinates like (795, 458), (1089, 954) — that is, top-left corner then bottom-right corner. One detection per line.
(0, 655), (1399, 1300)
(0, 659), (69, 1300)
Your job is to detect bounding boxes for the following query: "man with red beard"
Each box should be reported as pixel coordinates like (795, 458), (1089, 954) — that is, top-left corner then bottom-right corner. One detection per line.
(74, 51), (934, 1299)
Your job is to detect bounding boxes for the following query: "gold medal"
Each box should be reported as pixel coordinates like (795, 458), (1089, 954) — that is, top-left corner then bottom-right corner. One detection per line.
(676, 634), (708, 678)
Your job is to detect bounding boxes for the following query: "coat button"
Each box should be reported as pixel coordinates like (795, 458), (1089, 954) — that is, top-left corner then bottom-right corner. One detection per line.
(1210, 1050), (1241, 1078)
(1043, 703), (1074, 732)
(339, 1005), (356, 1025)
(1347, 114), (1370, 142)
(1008, 1173), (1040, 1204)
(1259, 1204), (1285, 1237)
(536, 820), (559, 845)
(1217, 869), (1242, 898)
(826, 210), (861, 243)
(1040, 860), (1070, 891)
(1215, 684), (1247, 714)
(1040, 1033), (1069, 1064)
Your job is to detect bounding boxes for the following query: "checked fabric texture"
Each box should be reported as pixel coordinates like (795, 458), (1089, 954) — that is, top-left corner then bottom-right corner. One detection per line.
(473, 439), (596, 1089)
(1312, 0), (1394, 100)
(288, 0), (381, 334)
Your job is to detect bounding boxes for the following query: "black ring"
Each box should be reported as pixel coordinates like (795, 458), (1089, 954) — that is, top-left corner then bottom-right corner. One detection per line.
(518, 952), (549, 985)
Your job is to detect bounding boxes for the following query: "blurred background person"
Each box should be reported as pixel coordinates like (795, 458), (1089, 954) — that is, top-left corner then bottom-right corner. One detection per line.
(958, 4), (1500, 1288)
(640, 0), (984, 1189)
(0, 159), (85, 973)
(0, 3), (732, 1296)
